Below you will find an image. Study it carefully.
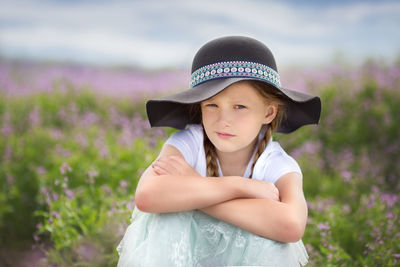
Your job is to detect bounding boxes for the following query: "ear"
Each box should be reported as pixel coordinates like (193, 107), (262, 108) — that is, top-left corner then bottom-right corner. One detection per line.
(262, 104), (278, 124)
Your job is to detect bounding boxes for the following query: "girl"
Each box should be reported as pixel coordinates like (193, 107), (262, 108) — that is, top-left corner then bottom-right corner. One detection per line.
(117, 36), (321, 266)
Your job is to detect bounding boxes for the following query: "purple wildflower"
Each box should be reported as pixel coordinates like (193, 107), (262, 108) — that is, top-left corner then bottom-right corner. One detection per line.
(386, 212), (394, 219)
(94, 131), (109, 158)
(1, 124), (13, 137)
(341, 170), (352, 183)
(3, 145), (12, 162)
(1, 112), (13, 137)
(29, 106), (41, 128)
(101, 184), (112, 195)
(49, 128), (64, 140)
(74, 132), (88, 147)
(64, 189), (75, 200)
(87, 170), (99, 179)
(381, 193), (398, 208)
(120, 180), (128, 188)
(55, 145), (72, 158)
(33, 234), (40, 242)
(52, 193), (59, 201)
(80, 111), (99, 126)
(126, 199), (135, 210)
(60, 162), (72, 175)
(36, 166), (46, 175)
(52, 211), (60, 219)
(317, 222), (330, 231)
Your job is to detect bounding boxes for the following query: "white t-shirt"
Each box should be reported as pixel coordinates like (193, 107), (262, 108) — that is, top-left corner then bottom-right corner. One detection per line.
(164, 124), (302, 183)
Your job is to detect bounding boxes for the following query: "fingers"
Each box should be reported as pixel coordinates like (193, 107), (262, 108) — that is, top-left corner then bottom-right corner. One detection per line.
(153, 155), (200, 177)
(152, 155), (184, 175)
(152, 158), (174, 175)
(152, 162), (169, 175)
(156, 156), (187, 170)
(157, 156), (186, 167)
(256, 180), (280, 201)
(272, 186), (280, 201)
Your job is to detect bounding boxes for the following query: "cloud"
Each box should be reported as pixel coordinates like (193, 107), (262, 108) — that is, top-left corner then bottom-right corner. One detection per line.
(0, 0), (399, 68)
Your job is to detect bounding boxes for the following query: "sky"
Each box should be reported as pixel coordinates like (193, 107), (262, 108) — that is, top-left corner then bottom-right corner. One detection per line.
(0, 0), (399, 69)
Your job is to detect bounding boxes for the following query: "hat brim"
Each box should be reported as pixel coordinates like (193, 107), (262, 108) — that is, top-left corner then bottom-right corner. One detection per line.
(146, 77), (321, 133)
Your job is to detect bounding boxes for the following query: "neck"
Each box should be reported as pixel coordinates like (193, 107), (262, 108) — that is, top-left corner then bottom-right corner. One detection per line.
(216, 137), (258, 172)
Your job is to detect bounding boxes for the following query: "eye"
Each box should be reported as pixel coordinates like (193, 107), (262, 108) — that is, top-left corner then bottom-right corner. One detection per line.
(235, 105), (246, 109)
(205, 103), (218, 107)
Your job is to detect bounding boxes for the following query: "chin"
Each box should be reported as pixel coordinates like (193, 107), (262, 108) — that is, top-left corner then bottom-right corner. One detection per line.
(213, 144), (238, 153)
(208, 136), (242, 154)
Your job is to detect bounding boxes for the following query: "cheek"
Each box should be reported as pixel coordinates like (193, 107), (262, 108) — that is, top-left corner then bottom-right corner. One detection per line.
(235, 111), (261, 124)
(201, 111), (209, 124)
(201, 110), (216, 124)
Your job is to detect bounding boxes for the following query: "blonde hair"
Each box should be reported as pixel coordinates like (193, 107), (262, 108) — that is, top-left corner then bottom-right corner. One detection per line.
(190, 80), (287, 178)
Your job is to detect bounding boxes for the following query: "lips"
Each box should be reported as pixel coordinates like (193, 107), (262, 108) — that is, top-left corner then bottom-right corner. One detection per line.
(216, 132), (235, 138)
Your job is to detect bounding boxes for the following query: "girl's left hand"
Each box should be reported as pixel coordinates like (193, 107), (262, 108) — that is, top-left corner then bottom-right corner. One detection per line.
(152, 156), (201, 177)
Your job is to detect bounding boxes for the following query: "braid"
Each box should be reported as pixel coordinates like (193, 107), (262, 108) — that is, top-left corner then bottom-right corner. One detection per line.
(248, 80), (287, 179)
(203, 127), (220, 177)
(189, 104), (219, 177)
(250, 125), (271, 178)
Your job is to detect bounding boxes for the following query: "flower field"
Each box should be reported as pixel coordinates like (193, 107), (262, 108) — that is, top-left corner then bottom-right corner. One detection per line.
(0, 59), (399, 266)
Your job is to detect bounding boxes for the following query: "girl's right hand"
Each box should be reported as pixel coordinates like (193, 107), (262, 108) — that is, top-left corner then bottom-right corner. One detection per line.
(244, 179), (280, 201)
(151, 155), (201, 177)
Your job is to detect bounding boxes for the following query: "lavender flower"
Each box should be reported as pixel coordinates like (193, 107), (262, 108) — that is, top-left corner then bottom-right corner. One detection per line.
(52, 211), (60, 219)
(29, 106), (41, 128)
(87, 170), (99, 179)
(60, 162), (72, 174)
(65, 189), (75, 200)
(317, 222), (330, 231)
(1, 112), (13, 137)
(120, 180), (128, 188)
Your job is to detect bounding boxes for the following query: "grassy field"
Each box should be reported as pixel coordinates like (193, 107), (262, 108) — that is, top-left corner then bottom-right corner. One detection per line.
(0, 59), (399, 266)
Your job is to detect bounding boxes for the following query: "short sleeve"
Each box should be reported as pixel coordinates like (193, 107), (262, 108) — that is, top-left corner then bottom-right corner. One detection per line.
(163, 125), (203, 167)
(263, 150), (302, 184)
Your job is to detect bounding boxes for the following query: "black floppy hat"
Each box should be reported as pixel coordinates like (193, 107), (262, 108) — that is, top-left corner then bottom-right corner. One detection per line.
(146, 36), (321, 133)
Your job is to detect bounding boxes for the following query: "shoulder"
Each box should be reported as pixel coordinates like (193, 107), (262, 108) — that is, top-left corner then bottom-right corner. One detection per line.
(257, 140), (302, 183)
(165, 124), (203, 144)
(269, 141), (301, 172)
(164, 124), (203, 166)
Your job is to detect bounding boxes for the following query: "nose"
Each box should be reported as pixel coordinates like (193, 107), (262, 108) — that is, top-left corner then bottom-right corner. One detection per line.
(216, 108), (233, 127)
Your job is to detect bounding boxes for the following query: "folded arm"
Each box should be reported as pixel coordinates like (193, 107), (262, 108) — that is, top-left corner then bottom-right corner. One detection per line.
(135, 145), (253, 213)
(135, 144), (307, 242)
(199, 172), (308, 242)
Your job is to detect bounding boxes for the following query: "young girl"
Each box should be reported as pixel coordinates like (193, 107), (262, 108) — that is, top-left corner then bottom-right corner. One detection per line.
(117, 36), (321, 266)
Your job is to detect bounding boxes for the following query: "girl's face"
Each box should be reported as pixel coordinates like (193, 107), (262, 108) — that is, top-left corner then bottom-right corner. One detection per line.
(201, 81), (277, 155)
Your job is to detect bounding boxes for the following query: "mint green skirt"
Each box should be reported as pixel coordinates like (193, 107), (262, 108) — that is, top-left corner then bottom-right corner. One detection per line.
(117, 207), (308, 267)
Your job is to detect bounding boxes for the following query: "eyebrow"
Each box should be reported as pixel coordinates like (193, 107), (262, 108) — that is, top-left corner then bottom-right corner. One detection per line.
(205, 97), (252, 103)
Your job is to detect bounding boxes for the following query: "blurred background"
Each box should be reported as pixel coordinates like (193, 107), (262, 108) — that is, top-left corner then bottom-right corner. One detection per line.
(0, 0), (399, 266)
(1, 0), (399, 68)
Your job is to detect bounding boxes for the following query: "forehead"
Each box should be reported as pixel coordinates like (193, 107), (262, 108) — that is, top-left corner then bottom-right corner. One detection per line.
(206, 82), (263, 102)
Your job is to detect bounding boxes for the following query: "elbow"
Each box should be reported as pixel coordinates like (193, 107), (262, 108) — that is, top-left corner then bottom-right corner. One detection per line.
(279, 217), (306, 243)
(135, 187), (156, 213)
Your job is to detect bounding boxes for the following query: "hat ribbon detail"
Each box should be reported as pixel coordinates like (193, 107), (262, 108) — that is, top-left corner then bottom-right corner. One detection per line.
(190, 61), (281, 88)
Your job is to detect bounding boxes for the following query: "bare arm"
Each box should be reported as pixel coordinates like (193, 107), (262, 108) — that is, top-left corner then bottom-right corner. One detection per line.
(136, 144), (306, 242)
(135, 145), (250, 213)
(199, 172), (308, 242)
(135, 144), (279, 213)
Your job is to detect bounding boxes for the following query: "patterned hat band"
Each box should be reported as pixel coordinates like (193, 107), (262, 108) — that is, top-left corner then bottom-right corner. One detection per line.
(190, 60), (281, 88)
